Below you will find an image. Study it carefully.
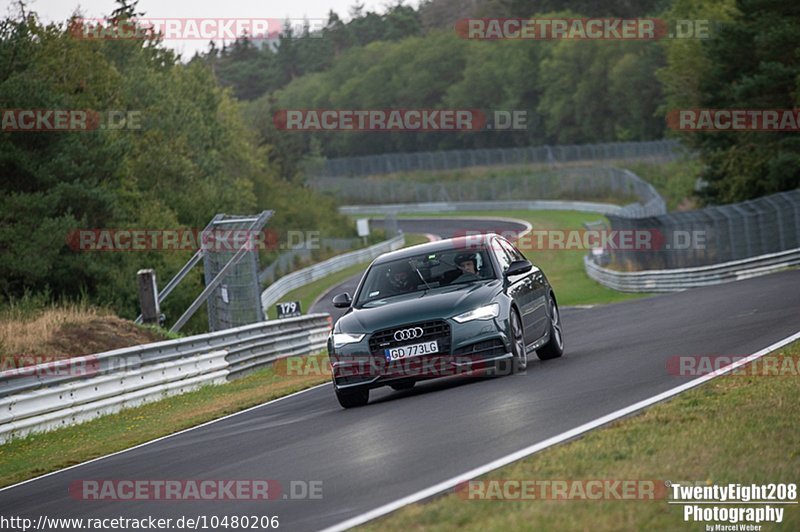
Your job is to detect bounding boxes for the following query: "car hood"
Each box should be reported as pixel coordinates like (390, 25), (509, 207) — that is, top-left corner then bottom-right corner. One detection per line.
(336, 280), (502, 332)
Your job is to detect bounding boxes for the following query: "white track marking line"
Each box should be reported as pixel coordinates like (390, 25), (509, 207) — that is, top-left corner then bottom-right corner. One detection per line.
(322, 330), (800, 531)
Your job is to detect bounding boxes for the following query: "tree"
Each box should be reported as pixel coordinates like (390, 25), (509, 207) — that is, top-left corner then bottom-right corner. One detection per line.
(660, 0), (800, 203)
(0, 10), (352, 331)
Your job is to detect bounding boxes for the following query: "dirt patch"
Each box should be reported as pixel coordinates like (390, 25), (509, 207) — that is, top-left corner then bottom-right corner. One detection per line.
(45, 317), (165, 358)
(0, 308), (167, 367)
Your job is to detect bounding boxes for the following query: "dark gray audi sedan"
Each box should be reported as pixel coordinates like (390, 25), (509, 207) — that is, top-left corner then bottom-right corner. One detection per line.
(327, 233), (564, 408)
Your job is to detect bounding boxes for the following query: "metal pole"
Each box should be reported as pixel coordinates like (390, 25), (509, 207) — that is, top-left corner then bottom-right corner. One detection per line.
(136, 269), (160, 325)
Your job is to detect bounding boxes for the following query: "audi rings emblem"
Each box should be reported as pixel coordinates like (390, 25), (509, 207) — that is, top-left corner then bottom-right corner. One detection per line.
(394, 327), (424, 342)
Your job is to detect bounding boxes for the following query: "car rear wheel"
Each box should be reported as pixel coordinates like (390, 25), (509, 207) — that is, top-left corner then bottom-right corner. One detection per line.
(335, 385), (369, 408)
(511, 308), (528, 373)
(537, 297), (564, 360)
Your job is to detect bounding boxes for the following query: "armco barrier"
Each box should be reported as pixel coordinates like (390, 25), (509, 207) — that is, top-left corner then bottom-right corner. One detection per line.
(0, 351), (229, 443)
(260, 234), (405, 313)
(584, 248), (800, 292)
(0, 314), (331, 442)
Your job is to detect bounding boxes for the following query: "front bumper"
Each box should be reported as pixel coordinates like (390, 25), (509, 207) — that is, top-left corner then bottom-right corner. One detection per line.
(330, 317), (512, 390)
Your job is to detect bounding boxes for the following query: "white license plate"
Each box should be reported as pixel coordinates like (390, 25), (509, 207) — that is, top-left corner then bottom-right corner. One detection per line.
(385, 340), (438, 361)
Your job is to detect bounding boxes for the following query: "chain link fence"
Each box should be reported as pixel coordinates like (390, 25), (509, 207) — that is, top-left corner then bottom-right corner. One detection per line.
(308, 139), (683, 178)
(599, 189), (800, 271)
(203, 213), (271, 331)
(309, 166), (665, 217)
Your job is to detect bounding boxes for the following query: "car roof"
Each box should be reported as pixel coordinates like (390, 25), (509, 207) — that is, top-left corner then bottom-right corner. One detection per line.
(373, 233), (498, 265)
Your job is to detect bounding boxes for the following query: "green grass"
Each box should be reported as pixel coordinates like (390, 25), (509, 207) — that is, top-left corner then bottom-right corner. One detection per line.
(0, 360), (331, 488)
(363, 341), (800, 531)
(626, 157), (701, 211)
(356, 156), (675, 185)
(266, 233), (431, 319)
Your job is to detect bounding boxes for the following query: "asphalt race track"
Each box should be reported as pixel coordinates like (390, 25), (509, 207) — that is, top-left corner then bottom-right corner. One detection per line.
(2, 219), (799, 531)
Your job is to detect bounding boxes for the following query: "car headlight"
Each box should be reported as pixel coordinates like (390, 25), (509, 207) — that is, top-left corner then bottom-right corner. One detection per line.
(332, 332), (366, 348)
(452, 303), (500, 323)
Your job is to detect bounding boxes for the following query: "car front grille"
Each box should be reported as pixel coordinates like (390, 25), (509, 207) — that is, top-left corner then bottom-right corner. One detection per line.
(368, 320), (451, 356)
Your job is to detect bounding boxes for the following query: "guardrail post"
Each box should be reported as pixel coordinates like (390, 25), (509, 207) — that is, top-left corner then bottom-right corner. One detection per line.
(137, 269), (160, 325)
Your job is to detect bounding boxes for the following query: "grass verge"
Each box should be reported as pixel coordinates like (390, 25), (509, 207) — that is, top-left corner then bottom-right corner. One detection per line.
(362, 341), (800, 531)
(0, 356), (331, 488)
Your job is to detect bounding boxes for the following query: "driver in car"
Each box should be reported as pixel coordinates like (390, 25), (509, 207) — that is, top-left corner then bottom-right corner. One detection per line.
(387, 262), (416, 293)
(454, 253), (480, 282)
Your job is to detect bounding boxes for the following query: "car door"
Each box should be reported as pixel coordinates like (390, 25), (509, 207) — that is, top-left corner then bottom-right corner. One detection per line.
(492, 237), (536, 344)
(500, 238), (548, 341)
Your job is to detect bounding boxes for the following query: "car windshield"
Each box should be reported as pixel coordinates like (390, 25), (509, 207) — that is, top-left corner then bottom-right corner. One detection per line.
(355, 248), (495, 307)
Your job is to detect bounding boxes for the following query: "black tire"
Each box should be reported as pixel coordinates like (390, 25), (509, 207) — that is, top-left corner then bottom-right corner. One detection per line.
(510, 308), (528, 372)
(537, 297), (564, 360)
(335, 385), (369, 408)
(390, 381), (415, 391)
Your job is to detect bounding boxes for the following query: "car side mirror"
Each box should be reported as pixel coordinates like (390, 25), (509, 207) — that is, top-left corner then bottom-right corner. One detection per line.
(504, 259), (533, 278)
(332, 292), (353, 308)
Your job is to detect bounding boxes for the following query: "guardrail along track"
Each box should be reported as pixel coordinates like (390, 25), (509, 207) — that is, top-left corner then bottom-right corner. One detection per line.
(0, 314), (331, 443)
(584, 248), (800, 292)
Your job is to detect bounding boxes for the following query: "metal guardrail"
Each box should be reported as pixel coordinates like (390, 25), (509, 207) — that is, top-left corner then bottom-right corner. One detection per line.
(0, 351), (229, 443)
(0, 314), (331, 442)
(584, 248), (800, 292)
(260, 235), (405, 313)
(339, 200), (625, 216)
(259, 238), (361, 284)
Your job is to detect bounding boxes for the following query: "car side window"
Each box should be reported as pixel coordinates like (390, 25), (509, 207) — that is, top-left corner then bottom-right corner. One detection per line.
(499, 238), (525, 262)
(492, 238), (514, 271)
